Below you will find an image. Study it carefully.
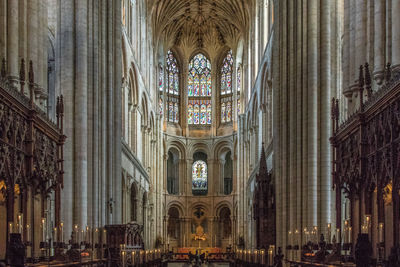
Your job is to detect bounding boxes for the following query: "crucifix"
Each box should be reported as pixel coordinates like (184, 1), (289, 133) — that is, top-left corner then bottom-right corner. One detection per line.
(194, 208), (204, 219)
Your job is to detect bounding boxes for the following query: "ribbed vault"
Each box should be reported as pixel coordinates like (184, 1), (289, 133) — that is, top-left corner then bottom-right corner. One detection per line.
(150, 0), (250, 52)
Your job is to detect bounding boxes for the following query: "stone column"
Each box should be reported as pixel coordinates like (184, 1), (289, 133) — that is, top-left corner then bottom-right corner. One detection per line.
(320, 0), (332, 234)
(186, 158), (193, 195)
(392, 0), (400, 72)
(113, 0), (123, 223)
(219, 159), (225, 195)
(7, 0), (19, 83)
(0, 0), (6, 59)
(343, 0), (351, 99)
(307, 0), (318, 230)
(74, 0), (88, 229)
(92, 0), (100, 228)
(58, 0), (74, 242)
(373, 0), (386, 83)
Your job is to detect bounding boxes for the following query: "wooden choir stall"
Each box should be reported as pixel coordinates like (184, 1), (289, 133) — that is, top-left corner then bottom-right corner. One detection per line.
(331, 63), (400, 267)
(0, 58), (65, 265)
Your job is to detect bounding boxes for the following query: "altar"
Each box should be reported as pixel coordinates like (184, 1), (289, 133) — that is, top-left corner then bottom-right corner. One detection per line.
(175, 247), (223, 260)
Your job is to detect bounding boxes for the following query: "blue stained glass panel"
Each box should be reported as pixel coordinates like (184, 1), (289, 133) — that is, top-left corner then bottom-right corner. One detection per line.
(192, 160), (207, 190)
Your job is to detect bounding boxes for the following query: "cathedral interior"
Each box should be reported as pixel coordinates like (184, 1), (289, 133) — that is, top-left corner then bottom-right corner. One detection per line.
(0, 0), (400, 266)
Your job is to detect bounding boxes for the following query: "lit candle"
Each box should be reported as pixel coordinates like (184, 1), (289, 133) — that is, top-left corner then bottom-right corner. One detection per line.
(365, 215), (371, 236)
(54, 227), (58, 242)
(378, 223), (384, 243)
(9, 222), (14, 234)
(60, 222), (64, 243)
(41, 218), (46, 242)
(132, 251), (135, 265)
(86, 226), (89, 243)
(74, 224), (79, 243)
(268, 247), (273, 266)
(103, 229), (107, 244)
(18, 214), (23, 234)
(327, 223), (331, 243)
(121, 251), (126, 267)
(26, 224), (31, 242)
(95, 228), (98, 245)
(336, 228), (340, 244)
(261, 249), (265, 264)
(348, 227), (352, 243)
(313, 226), (318, 242)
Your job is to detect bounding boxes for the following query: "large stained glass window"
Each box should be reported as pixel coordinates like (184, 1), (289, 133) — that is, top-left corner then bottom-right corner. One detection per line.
(192, 160), (207, 191)
(188, 53), (212, 125)
(220, 50), (234, 123)
(165, 50), (180, 123)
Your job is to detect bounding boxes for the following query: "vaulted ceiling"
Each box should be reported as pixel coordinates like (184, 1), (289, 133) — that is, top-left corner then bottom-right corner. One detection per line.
(150, 0), (250, 54)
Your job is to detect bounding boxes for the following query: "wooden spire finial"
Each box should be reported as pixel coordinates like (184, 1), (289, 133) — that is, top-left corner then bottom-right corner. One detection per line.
(1, 58), (6, 78)
(19, 59), (25, 81)
(364, 63), (372, 97)
(28, 60), (34, 84)
(385, 62), (391, 82)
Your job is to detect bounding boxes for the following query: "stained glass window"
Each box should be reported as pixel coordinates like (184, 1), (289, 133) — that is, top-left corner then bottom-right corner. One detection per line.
(221, 96), (232, 123)
(220, 50), (234, 123)
(159, 66), (164, 115)
(188, 53), (212, 125)
(192, 160), (207, 190)
(188, 103), (193, 124)
(165, 50), (180, 123)
(159, 98), (163, 115)
(237, 66), (241, 118)
(189, 100), (211, 125)
(221, 50), (233, 95)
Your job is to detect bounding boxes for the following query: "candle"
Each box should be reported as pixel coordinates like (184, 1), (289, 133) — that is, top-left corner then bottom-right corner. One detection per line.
(103, 229), (107, 245)
(9, 222), (14, 234)
(26, 224), (31, 242)
(60, 222), (64, 243)
(18, 214), (23, 234)
(132, 251), (135, 265)
(41, 218), (46, 242)
(121, 251), (126, 267)
(183, 234), (185, 247)
(74, 224), (79, 243)
(365, 215), (371, 236)
(268, 247), (273, 266)
(348, 227), (352, 243)
(54, 227), (58, 242)
(336, 228), (340, 244)
(261, 249), (265, 264)
(378, 223), (384, 243)
(327, 223), (331, 243)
